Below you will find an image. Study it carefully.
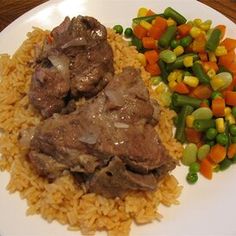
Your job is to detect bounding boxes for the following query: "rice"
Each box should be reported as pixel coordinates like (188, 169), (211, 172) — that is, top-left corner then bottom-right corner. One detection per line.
(0, 27), (183, 236)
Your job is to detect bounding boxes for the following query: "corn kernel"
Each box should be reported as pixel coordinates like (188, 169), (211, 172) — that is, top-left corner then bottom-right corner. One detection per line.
(208, 52), (217, 62)
(193, 18), (202, 26)
(186, 115), (195, 128)
(173, 45), (184, 56)
(137, 53), (146, 66)
(140, 20), (152, 30)
(190, 26), (201, 38)
(207, 69), (216, 78)
(224, 107), (232, 116)
(167, 18), (176, 26)
(210, 76), (225, 91)
(169, 80), (178, 90)
(216, 118), (225, 133)
(199, 22), (211, 31)
(167, 72), (177, 82)
(215, 46), (228, 57)
(155, 82), (166, 93)
(137, 7), (148, 17)
(183, 56), (193, 67)
(183, 76), (199, 87)
(176, 70), (184, 83)
(225, 114), (236, 125)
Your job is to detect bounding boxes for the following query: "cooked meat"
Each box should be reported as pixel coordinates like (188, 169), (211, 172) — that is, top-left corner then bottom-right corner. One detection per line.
(29, 15), (114, 118)
(29, 67), (176, 198)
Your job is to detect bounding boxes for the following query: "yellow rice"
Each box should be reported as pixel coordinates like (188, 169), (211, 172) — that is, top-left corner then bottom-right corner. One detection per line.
(0, 27), (183, 235)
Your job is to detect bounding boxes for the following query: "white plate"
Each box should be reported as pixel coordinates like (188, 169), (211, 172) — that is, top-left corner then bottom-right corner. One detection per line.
(0, 0), (236, 235)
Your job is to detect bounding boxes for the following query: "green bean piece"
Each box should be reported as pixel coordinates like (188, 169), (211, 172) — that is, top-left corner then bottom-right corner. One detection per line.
(132, 14), (165, 24)
(175, 105), (194, 143)
(180, 35), (192, 47)
(186, 172), (198, 184)
(166, 53), (199, 71)
(159, 25), (177, 48)
(113, 25), (123, 34)
(219, 158), (232, 171)
(205, 28), (221, 51)
(158, 60), (169, 84)
(131, 37), (143, 51)
(172, 93), (202, 108)
(163, 7), (187, 25)
(192, 62), (211, 84)
(124, 27), (133, 38)
(193, 119), (216, 132)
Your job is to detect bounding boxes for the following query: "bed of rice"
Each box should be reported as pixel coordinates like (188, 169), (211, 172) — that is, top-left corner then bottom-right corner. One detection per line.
(0, 27), (183, 235)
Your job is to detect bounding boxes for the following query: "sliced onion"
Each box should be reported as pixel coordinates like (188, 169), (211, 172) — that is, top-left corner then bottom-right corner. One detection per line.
(105, 89), (124, 107)
(61, 37), (87, 49)
(48, 54), (70, 79)
(19, 128), (35, 148)
(78, 132), (98, 144)
(114, 122), (129, 129)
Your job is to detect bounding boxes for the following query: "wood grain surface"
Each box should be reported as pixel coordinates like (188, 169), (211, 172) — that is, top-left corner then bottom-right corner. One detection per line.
(0, 0), (235, 32)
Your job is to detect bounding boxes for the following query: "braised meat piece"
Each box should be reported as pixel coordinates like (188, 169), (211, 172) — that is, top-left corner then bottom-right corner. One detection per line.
(29, 16), (114, 118)
(29, 67), (176, 198)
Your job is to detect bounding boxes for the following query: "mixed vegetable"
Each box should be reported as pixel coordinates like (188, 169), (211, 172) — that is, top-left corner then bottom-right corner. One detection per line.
(113, 6), (236, 184)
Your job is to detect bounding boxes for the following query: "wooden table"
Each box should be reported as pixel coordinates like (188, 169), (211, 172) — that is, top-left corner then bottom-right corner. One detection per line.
(0, 0), (235, 31)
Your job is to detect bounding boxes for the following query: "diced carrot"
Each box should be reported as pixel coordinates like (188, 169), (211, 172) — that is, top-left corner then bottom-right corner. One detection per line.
(215, 25), (226, 39)
(221, 38), (236, 51)
(200, 158), (213, 180)
(209, 144), (227, 164)
(225, 91), (236, 106)
(218, 50), (236, 67)
(211, 97), (225, 117)
(142, 37), (156, 49)
(133, 24), (147, 39)
(173, 82), (190, 94)
(146, 9), (156, 16)
(198, 52), (208, 62)
(145, 63), (161, 76)
(191, 84), (212, 99)
(148, 26), (164, 40)
(153, 16), (167, 32)
(202, 61), (219, 72)
(185, 128), (202, 144)
(227, 62), (236, 76)
(227, 143), (236, 159)
(177, 23), (192, 37)
(144, 50), (159, 64)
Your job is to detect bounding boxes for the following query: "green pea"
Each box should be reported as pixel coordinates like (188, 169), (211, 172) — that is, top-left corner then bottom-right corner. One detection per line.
(113, 25), (123, 34)
(189, 162), (200, 173)
(180, 35), (192, 47)
(229, 124), (236, 136)
(231, 136), (236, 143)
(206, 128), (217, 140)
(170, 39), (180, 49)
(159, 49), (177, 63)
(151, 76), (162, 85)
(205, 140), (215, 147)
(216, 133), (228, 146)
(231, 107), (236, 118)
(124, 27), (133, 38)
(197, 144), (210, 161)
(211, 91), (222, 99)
(131, 37), (143, 51)
(186, 172), (198, 184)
(219, 158), (232, 171)
(182, 143), (198, 166)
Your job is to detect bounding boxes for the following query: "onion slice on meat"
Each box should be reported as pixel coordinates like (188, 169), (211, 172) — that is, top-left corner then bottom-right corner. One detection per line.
(61, 37), (87, 49)
(48, 54), (70, 79)
(114, 122), (129, 129)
